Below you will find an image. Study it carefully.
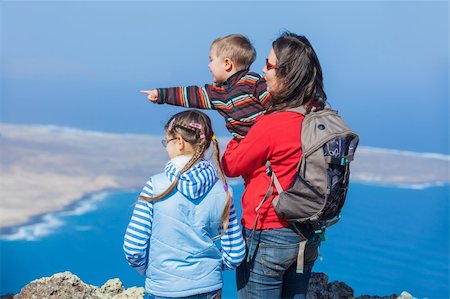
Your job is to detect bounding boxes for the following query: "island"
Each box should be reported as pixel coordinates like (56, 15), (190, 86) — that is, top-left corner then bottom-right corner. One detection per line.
(1, 123), (448, 229)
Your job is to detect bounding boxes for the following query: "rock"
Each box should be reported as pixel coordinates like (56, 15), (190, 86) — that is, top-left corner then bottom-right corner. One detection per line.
(100, 279), (125, 297)
(397, 291), (418, 299)
(112, 287), (145, 299)
(14, 271), (99, 299)
(13, 272), (145, 299)
(8, 271), (415, 299)
(307, 272), (354, 299)
(357, 295), (397, 299)
(306, 273), (415, 299)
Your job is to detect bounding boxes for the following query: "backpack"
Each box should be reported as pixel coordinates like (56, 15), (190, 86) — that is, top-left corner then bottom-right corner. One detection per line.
(254, 105), (359, 273)
(270, 105), (359, 225)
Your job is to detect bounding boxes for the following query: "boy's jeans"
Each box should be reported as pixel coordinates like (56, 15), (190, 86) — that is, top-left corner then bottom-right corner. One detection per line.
(236, 227), (318, 299)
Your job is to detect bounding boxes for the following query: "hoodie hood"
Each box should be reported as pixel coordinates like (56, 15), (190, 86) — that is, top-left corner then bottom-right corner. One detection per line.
(164, 156), (219, 200)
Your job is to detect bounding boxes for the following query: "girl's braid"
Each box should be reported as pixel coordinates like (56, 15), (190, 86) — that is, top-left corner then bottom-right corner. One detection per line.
(211, 136), (231, 236)
(140, 123), (207, 202)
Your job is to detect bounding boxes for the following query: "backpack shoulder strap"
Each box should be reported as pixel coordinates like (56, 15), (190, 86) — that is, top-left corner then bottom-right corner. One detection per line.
(265, 161), (284, 194)
(288, 105), (308, 115)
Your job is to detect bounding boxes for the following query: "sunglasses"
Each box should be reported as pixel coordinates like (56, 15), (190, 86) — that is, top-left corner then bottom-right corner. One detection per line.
(161, 137), (177, 147)
(265, 58), (278, 70)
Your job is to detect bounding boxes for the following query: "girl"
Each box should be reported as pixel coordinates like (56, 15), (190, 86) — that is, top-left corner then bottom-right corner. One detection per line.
(124, 110), (245, 299)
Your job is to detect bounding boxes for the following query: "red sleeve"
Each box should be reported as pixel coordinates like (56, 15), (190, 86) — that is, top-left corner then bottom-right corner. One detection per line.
(221, 117), (272, 177)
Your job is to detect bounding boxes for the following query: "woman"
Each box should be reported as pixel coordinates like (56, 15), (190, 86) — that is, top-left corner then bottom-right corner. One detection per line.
(221, 32), (327, 299)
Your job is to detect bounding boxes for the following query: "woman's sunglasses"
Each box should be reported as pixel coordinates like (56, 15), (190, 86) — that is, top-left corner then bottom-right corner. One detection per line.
(265, 58), (278, 70)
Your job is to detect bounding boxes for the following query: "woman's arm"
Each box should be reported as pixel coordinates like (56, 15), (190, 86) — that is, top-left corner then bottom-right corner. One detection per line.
(123, 180), (154, 275)
(220, 202), (246, 269)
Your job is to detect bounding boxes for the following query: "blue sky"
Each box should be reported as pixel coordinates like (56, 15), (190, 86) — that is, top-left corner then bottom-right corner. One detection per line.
(1, 1), (448, 154)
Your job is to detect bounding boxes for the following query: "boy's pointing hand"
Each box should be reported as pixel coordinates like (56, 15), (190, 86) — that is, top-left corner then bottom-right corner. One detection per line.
(140, 90), (159, 102)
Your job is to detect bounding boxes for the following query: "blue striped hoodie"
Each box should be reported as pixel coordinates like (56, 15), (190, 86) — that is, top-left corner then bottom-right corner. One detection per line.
(123, 156), (246, 277)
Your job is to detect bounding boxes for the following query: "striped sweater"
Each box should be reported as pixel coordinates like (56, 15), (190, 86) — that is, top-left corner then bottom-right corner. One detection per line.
(156, 70), (271, 139)
(123, 158), (246, 274)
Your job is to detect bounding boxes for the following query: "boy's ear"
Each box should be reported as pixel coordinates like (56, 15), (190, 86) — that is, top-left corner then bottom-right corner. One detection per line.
(224, 58), (233, 72)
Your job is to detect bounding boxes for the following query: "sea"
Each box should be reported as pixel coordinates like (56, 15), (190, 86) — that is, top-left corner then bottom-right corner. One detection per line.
(0, 183), (449, 299)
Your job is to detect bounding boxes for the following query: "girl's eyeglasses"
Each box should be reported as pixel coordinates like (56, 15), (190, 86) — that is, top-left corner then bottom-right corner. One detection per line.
(161, 137), (177, 147)
(265, 58), (278, 70)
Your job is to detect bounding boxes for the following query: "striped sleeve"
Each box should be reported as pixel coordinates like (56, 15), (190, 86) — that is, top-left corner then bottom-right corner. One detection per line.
(220, 202), (246, 270)
(254, 77), (271, 108)
(123, 180), (154, 275)
(156, 86), (214, 110)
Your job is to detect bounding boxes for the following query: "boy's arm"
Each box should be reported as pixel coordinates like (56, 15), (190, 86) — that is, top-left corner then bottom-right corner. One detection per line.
(221, 117), (272, 178)
(220, 202), (246, 270)
(254, 78), (271, 108)
(123, 180), (154, 275)
(141, 85), (215, 110)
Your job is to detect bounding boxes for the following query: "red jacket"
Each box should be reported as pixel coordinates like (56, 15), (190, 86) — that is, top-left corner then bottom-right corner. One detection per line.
(222, 111), (304, 229)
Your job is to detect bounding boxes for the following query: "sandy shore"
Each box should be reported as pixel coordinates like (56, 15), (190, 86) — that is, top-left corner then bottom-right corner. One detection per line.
(1, 124), (449, 229)
(0, 124), (168, 228)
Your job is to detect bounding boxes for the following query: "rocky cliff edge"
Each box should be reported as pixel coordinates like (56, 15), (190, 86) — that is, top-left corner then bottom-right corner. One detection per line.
(1, 271), (417, 299)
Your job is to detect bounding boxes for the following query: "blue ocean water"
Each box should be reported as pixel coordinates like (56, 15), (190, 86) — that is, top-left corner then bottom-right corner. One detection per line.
(0, 183), (449, 298)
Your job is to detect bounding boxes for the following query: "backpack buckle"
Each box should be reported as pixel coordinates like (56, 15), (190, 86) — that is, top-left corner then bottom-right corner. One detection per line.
(314, 223), (328, 241)
(265, 161), (273, 176)
(314, 228), (327, 242)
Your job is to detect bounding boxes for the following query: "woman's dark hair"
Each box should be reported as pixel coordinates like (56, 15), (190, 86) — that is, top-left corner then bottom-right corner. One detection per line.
(269, 31), (327, 112)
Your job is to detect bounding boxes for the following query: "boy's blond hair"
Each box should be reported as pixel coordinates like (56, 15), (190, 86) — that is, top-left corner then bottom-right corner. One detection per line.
(211, 34), (256, 71)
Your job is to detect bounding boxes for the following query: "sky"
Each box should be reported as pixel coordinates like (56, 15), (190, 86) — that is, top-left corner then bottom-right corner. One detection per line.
(0, 1), (449, 154)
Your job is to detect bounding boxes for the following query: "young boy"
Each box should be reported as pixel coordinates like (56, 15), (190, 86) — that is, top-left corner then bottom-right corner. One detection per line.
(140, 34), (271, 139)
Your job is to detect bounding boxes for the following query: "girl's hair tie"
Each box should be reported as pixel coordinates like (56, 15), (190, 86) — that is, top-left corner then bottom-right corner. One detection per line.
(223, 184), (229, 192)
(168, 118), (176, 131)
(189, 122), (203, 130)
(211, 135), (217, 141)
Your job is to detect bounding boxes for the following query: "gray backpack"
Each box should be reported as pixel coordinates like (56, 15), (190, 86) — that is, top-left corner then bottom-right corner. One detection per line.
(255, 105), (359, 272)
(270, 106), (358, 223)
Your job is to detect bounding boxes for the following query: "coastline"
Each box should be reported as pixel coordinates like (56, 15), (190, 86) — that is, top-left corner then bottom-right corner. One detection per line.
(2, 181), (448, 237)
(0, 187), (138, 235)
(0, 124), (167, 229)
(1, 123), (449, 230)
